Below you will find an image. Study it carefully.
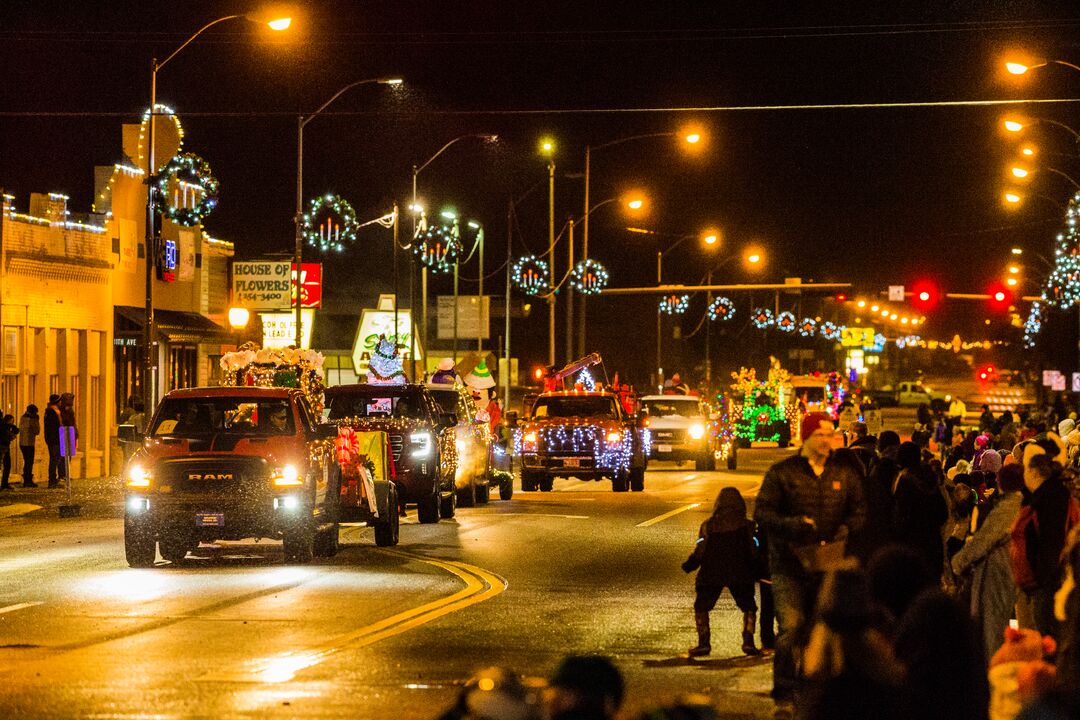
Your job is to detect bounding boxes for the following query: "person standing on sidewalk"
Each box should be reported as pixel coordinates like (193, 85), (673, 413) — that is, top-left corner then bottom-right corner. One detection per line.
(17, 404), (39, 487)
(754, 412), (866, 720)
(44, 393), (62, 488)
(0, 414), (18, 491)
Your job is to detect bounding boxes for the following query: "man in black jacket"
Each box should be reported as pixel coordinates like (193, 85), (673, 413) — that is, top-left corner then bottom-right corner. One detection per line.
(754, 412), (866, 720)
(44, 394), (62, 488)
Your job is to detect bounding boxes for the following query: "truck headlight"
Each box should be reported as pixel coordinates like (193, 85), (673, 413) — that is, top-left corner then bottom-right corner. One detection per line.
(125, 464), (152, 489)
(271, 464), (303, 487)
(688, 424), (706, 440)
(605, 430), (622, 445)
(411, 431), (432, 458)
(522, 431), (538, 452)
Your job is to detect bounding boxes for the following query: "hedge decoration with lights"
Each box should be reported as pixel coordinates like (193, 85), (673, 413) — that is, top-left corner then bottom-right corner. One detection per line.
(707, 296), (735, 321)
(154, 152), (219, 227)
(570, 259), (609, 295)
(512, 255), (550, 295)
(302, 193), (359, 252)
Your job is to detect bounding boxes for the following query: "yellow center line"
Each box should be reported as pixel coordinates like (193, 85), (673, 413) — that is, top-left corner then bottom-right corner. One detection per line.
(202, 550), (507, 683)
(636, 503), (702, 528)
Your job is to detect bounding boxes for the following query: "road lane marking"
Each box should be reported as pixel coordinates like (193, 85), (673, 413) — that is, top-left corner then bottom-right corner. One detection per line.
(477, 512), (589, 519)
(0, 503), (42, 520)
(636, 503), (702, 528)
(201, 550), (507, 683)
(0, 602), (43, 615)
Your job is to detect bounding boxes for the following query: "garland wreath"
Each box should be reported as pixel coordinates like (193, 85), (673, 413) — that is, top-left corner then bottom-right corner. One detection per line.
(512, 255), (550, 295)
(154, 152), (219, 227)
(569, 258), (609, 295)
(415, 223), (463, 273)
(301, 193), (359, 252)
(707, 296), (735, 321)
(659, 294), (691, 315)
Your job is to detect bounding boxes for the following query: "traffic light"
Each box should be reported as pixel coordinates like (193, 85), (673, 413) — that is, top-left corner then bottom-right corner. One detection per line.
(835, 292), (849, 303)
(533, 366), (545, 381)
(988, 282), (1012, 311)
(977, 364), (997, 382)
(910, 280), (940, 312)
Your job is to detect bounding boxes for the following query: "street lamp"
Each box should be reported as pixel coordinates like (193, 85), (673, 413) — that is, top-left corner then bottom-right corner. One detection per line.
(1004, 58), (1080, 76)
(142, 10), (291, 422)
(293, 77), (403, 348)
(410, 133), (498, 376)
(541, 137), (556, 367)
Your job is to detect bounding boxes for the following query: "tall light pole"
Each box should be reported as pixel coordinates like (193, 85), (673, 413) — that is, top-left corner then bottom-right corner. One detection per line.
(143, 10), (291, 423)
(541, 138), (556, 367)
(294, 77), (402, 349)
(410, 134), (497, 375)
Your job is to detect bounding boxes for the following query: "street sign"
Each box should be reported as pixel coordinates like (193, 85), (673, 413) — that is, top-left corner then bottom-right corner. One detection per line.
(437, 295), (490, 340)
(58, 426), (77, 457)
(261, 309), (314, 349)
(232, 261), (322, 310)
(888, 285), (905, 302)
(1053, 374), (1067, 392)
(1043, 370), (1061, 387)
(1072, 373), (1080, 393)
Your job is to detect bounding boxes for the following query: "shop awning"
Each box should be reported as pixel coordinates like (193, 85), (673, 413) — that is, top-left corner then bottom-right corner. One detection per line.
(115, 306), (233, 344)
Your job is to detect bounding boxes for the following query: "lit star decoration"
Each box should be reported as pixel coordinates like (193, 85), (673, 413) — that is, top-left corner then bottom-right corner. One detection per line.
(776, 311), (797, 333)
(819, 321), (840, 340)
(153, 152), (219, 227)
(414, 223), (463, 273)
(751, 308), (774, 329)
(707, 296), (735, 321)
(302, 193), (359, 252)
(511, 255), (550, 295)
(659, 294), (691, 315)
(570, 259), (609, 295)
(798, 318), (817, 337)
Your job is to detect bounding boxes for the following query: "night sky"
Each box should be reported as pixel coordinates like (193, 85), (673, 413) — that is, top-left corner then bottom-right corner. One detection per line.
(3, 1), (1080, 384)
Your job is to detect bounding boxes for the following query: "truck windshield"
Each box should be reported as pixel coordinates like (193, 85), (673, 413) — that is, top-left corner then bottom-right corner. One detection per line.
(151, 397), (294, 437)
(532, 395), (619, 419)
(643, 399), (701, 418)
(326, 392), (427, 420)
(428, 389), (461, 415)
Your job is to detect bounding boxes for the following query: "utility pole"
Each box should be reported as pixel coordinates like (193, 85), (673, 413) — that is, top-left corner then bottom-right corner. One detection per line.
(565, 218), (575, 364)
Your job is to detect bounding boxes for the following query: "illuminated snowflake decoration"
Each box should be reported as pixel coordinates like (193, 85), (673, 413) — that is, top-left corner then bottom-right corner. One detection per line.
(776, 311), (797, 333)
(570, 259), (609, 295)
(1024, 301), (1044, 349)
(751, 308), (774, 329)
(819, 321), (840, 340)
(659, 294), (691, 315)
(707, 296), (735, 321)
(798, 318), (817, 337)
(511, 255), (550, 295)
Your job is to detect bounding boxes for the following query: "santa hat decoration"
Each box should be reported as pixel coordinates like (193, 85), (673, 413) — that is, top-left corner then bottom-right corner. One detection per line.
(465, 359), (496, 390)
(367, 335), (406, 385)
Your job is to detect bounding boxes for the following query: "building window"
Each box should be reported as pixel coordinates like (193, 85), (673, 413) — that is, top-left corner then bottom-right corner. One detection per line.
(168, 345), (198, 390)
(1, 375), (18, 417)
(114, 341), (142, 421)
(49, 374), (59, 397)
(2, 327), (19, 373)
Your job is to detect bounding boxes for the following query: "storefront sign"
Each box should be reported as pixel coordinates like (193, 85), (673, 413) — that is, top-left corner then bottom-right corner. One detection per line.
(840, 327), (875, 349)
(352, 295), (422, 376)
(261, 309), (314, 349)
(233, 261), (322, 310)
(178, 229), (196, 281)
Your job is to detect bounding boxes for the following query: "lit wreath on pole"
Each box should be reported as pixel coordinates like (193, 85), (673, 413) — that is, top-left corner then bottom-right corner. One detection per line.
(153, 152), (219, 227)
(301, 193), (359, 253)
(569, 259), (609, 295)
(512, 255), (550, 295)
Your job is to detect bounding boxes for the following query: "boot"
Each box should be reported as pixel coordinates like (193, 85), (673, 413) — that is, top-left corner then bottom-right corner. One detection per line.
(742, 611), (762, 656)
(688, 611), (711, 657)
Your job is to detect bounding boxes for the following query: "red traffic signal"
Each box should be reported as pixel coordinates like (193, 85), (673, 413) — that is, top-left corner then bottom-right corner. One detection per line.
(533, 366), (545, 381)
(835, 293), (849, 302)
(910, 280), (940, 312)
(988, 282), (1012, 311)
(977, 364), (997, 382)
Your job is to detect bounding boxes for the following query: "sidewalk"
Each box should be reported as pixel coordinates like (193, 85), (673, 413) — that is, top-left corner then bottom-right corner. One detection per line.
(0, 475), (122, 521)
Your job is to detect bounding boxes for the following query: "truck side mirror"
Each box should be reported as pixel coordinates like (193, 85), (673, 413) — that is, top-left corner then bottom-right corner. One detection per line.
(117, 424), (142, 443)
(315, 423), (339, 440)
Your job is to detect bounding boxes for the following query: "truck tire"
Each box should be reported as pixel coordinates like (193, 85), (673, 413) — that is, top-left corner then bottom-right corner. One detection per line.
(439, 488), (457, 519)
(374, 483), (400, 547)
(159, 536), (190, 564)
(520, 470), (539, 492)
(124, 523), (156, 568)
(629, 467), (645, 492)
(417, 489), (440, 524)
(314, 512), (340, 558)
(457, 481), (476, 508)
(612, 472), (629, 492)
(283, 521), (315, 564)
(475, 481), (491, 504)
(499, 474), (513, 501)
(539, 476), (554, 492)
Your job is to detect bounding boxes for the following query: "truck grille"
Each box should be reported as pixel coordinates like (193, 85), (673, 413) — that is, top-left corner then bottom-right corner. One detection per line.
(652, 429), (687, 443)
(539, 425), (600, 455)
(389, 433), (403, 462)
(156, 456), (269, 494)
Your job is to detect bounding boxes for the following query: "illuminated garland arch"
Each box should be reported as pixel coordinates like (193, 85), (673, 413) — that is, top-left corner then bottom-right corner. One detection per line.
(707, 296), (735, 321)
(751, 308), (774, 329)
(414, 223), (463, 273)
(153, 152), (219, 227)
(301, 193), (359, 253)
(511, 255), (550, 295)
(659, 294), (691, 315)
(570, 259), (609, 295)
(137, 104), (185, 171)
(776, 311), (797, 333)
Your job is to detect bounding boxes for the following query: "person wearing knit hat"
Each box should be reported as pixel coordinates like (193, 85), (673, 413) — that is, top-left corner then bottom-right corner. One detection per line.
(431, 358), (457, 385)
(1059, 418), (1076, 438)
(754, 410), (865, 717)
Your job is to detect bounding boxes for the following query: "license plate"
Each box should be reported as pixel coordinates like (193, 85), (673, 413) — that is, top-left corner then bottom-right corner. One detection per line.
(196, 513), (224, 527)
(562, 457), (581, 468)
(656, 444), (672, 453)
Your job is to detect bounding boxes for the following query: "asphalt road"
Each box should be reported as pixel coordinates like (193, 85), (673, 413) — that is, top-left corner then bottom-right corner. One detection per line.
(0, 448), (790, 719)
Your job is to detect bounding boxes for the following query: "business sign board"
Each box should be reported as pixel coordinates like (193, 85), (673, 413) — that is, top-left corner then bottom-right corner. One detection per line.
(261, 309), (314, 349)
(437, 295), (490, 340)
(840, 327), (875, 349)
(888, 285), (905, 302)
(352, 295), (422, 377)
(233, 261), (322, 310)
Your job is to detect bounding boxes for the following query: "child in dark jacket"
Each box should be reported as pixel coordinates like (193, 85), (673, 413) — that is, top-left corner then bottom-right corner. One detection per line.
(682, 486), (761, 657)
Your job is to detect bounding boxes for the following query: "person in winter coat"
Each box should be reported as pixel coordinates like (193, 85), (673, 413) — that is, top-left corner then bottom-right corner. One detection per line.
(0, 414), (17, 490)
(682, 487), (761, 657)
(892, 442), (948, 580)
(1019, 448), (1073, 639)
(44, 394), (62, 487)
(17, 404), (39, 487)
(951, 463), (1024, 659)
(753, 413), (866, 718)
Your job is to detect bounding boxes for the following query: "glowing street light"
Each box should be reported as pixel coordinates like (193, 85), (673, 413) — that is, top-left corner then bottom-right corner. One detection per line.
(1004, 191), (1022, 204)
(1005, 61), (1031, 75)
(227, 306), (251, 329)
(1012, 247), (1023, 255)
(1008, 265), (1020, 274)
(1004, 119), (1025, 132)
(627, 198), (644, 210)
(1011, 166), (1030, 178)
